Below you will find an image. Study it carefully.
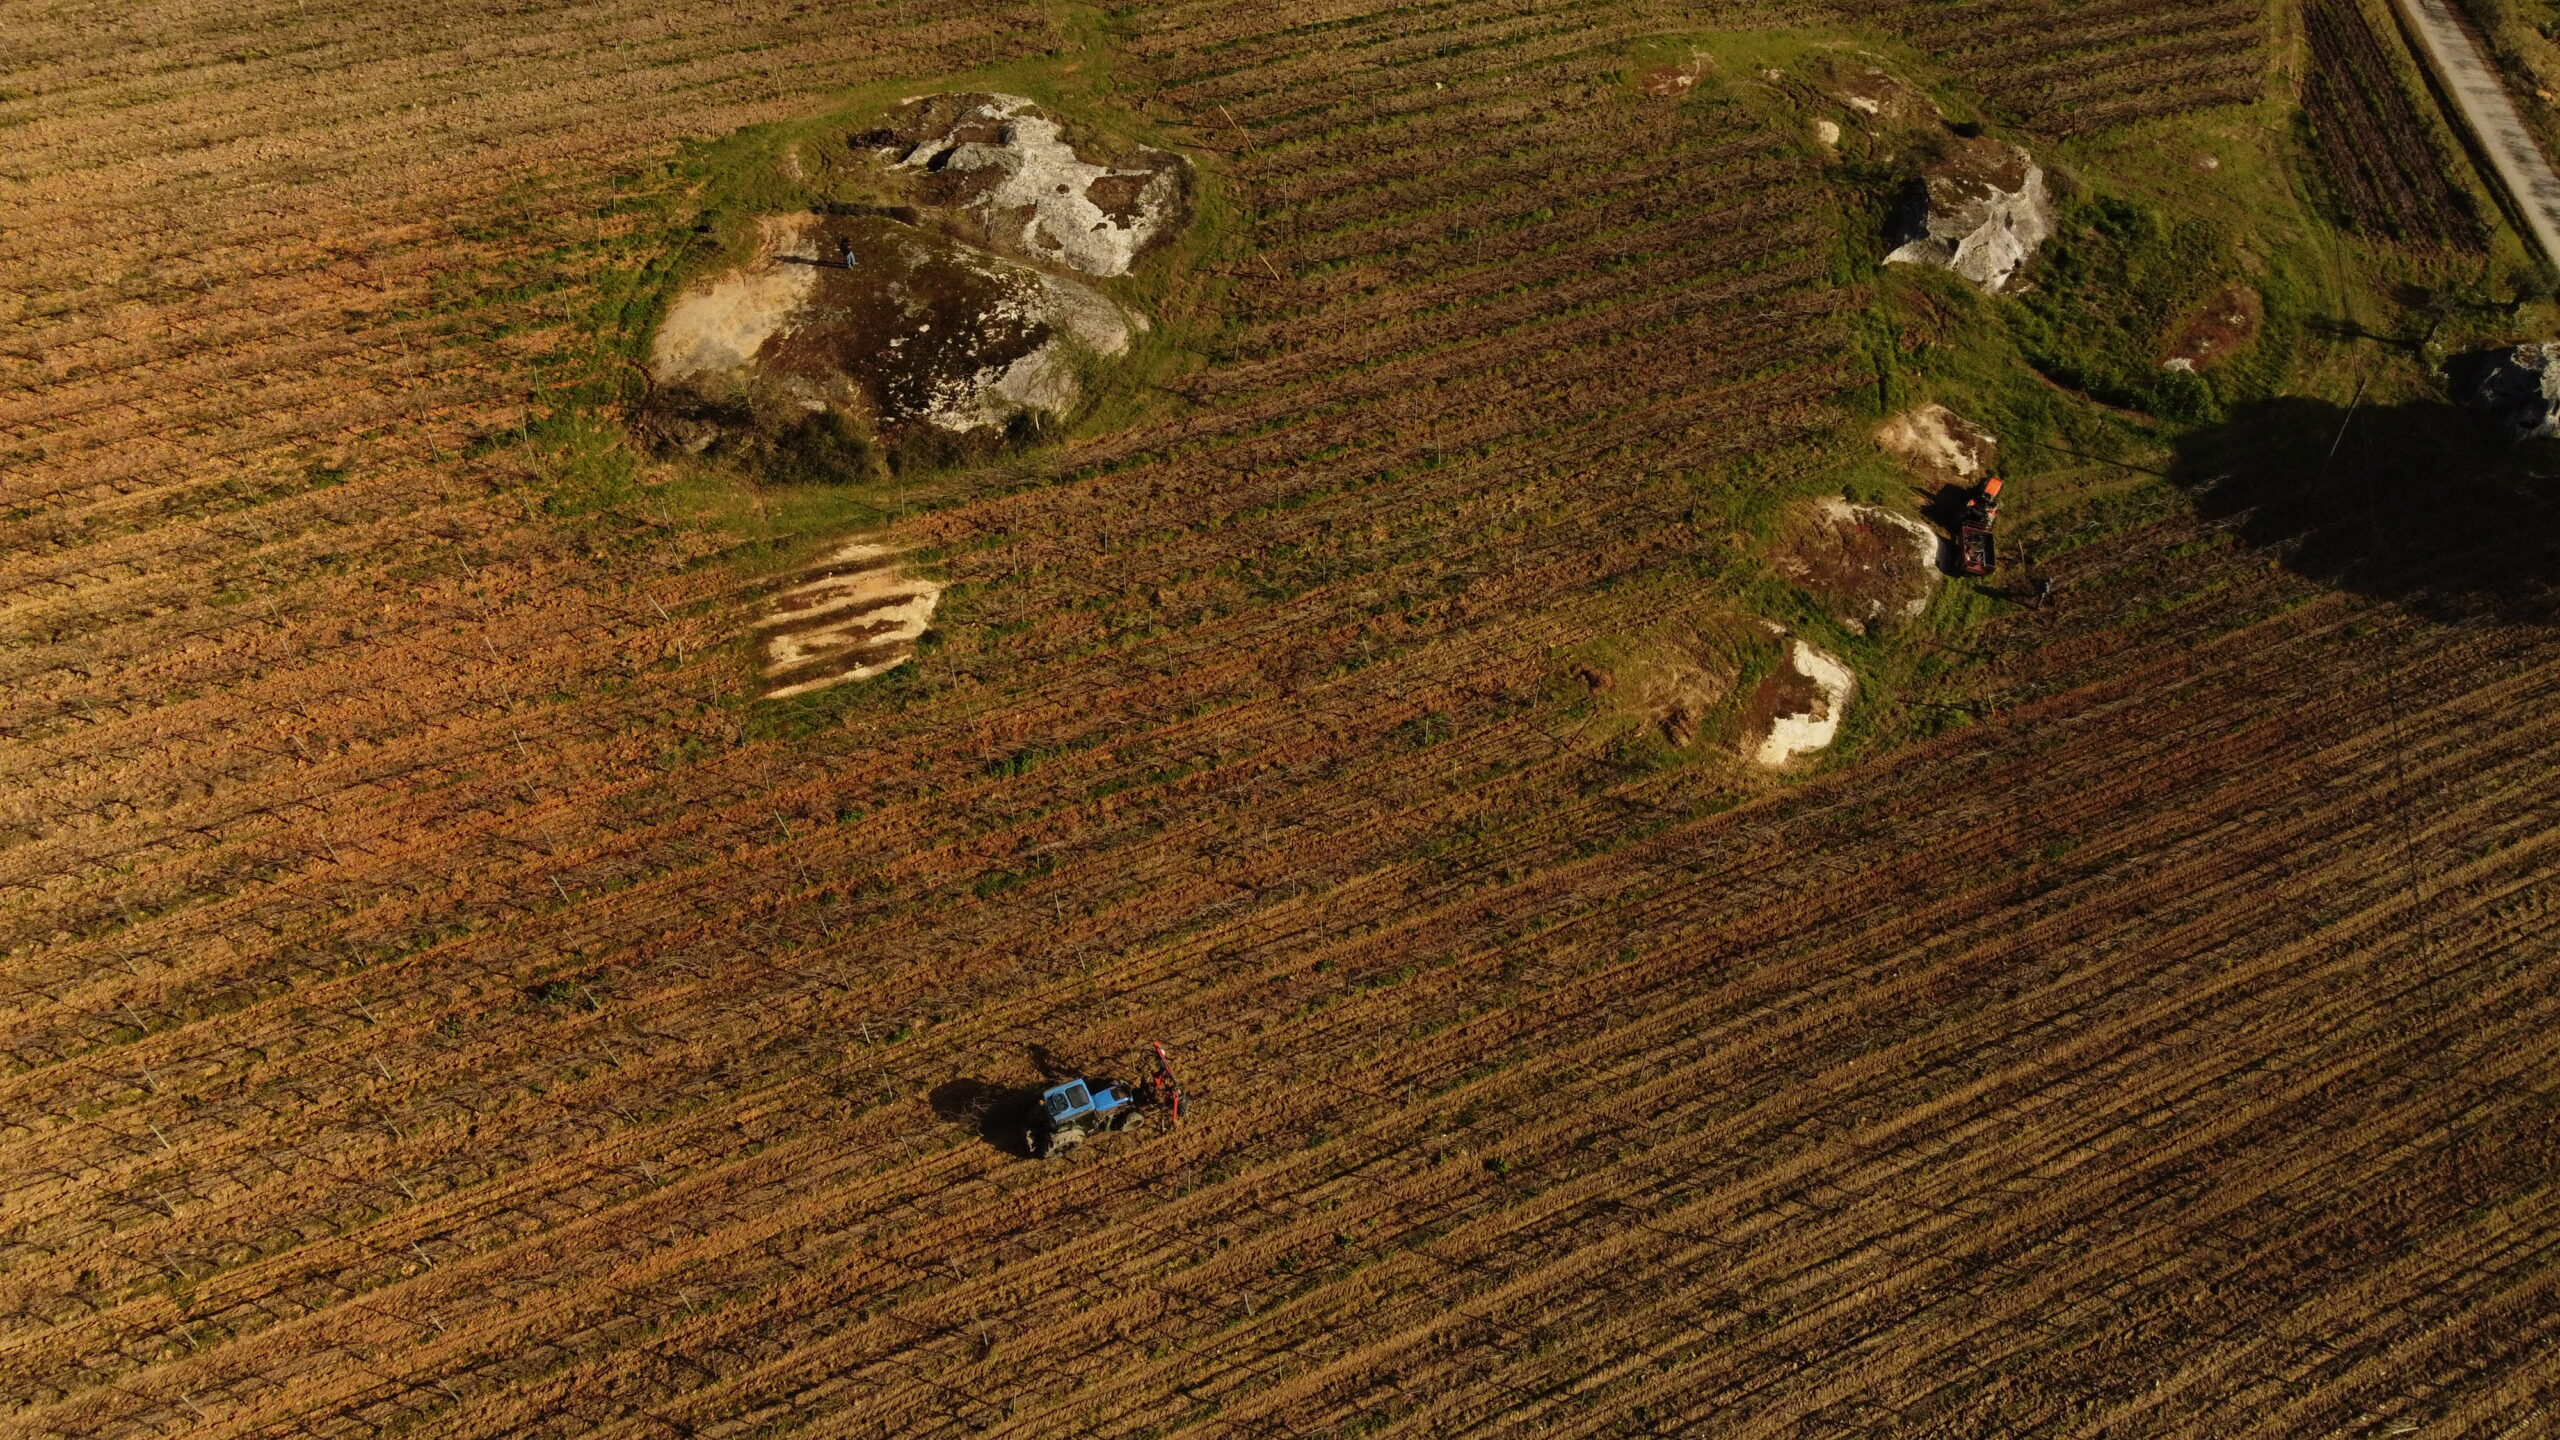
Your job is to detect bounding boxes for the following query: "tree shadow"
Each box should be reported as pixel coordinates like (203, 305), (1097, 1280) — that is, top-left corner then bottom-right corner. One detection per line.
(928, 1078), (1042, 1158)
(2167, 395), (2560, 624)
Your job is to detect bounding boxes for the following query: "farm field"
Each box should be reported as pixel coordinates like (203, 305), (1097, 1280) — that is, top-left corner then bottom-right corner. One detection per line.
(5, 0), (2560, 1436)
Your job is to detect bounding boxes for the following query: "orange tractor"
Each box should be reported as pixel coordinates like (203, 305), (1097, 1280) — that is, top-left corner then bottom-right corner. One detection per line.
(1957, 475), (2002, 576)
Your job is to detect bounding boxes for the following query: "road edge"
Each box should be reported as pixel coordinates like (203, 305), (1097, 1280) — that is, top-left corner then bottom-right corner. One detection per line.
(2390, 0), (2560, 266)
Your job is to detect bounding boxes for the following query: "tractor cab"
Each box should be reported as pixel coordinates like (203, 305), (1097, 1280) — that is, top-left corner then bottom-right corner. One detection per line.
(1964, 474), (2003, 528)
(1040, 1079), (1128, 1128)
(1029, 1077), (1136, 1158)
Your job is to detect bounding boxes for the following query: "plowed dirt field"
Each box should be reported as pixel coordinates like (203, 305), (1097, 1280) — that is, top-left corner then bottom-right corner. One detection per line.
(5, 1), (2556, 1437)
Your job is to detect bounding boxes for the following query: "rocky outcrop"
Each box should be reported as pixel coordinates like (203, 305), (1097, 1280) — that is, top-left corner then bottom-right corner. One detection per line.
(1885, 137), (2054, 294)
(2464, 342), (2560, 440)
(648, 213), (1132, 457)
(1771, 498), (1941, 632)
(646, 95), (1194, 471)
(1744, 639), (1857, 768)
(859, 93), (1190, 278)
(1876, 402), (1997, 484)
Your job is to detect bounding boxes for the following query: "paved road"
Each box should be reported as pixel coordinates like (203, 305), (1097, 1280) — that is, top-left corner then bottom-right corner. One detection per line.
(2394, 0), (2560, 264)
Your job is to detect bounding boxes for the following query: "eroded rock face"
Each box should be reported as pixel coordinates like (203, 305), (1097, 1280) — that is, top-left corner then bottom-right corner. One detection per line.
(1885, 137), (2054, 294)
(1876, 402), (1997, 484)
(1745, 640), (1856, 768)
(2466, 343), (2560, 440)
(860, 93), (1189, 278)
(649, 213), (1131, 453)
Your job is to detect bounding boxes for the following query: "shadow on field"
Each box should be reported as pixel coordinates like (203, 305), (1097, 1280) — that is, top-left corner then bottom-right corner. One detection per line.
(928, 1078), (1041, 1158)
(2168, 396), (2560, 623)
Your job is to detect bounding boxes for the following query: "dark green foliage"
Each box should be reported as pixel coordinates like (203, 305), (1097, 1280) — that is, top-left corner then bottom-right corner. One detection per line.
(2010, 193), (2236, 420)
(771, 410), (884, 486)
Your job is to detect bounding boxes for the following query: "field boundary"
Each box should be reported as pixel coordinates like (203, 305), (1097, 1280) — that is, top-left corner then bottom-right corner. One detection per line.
(2389, 0), (2560, 264)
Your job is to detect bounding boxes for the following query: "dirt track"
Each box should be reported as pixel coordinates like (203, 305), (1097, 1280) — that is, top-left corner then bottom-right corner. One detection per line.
(2393, 0), (2560, 261)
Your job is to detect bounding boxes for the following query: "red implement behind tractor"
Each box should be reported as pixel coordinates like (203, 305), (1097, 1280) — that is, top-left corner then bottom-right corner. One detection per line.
(1146, 1042), (1184, 1123)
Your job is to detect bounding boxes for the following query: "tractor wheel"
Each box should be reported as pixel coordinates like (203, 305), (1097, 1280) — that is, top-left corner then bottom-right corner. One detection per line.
(1115, 1111), (1149, 1134)
(1027, 1129), (1051, 1159)
(1050, 1128), (1085, 1157)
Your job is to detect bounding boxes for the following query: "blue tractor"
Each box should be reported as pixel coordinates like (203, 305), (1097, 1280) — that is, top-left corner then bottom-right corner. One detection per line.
(1026, 1045), (1185, 1159)
(1027, 1078), (1141, 1158)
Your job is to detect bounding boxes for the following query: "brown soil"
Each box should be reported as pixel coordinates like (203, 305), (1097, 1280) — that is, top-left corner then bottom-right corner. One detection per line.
(2161, 282), (2262, 372)
(1816, 56), (1944, 130)
(1740, 638), (1857, 767)
(1771, 498), (1941, 631)
(27, 3), (2550, 1434)
(1929, 131), (2031, 194)
(1739, 652), (1822, 742)
(761, 216), (1051, 429)
(2302, 0), (2488, 251)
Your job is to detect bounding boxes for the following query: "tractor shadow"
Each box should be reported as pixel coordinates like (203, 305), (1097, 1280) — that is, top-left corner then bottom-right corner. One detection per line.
(1914, 482), (1980, 576)
(2166, 396), (2560, 625)
(928, 1078), (1042, 1159)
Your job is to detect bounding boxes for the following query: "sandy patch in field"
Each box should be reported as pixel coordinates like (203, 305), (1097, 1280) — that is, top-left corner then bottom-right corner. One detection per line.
(758, 541), (943, 698)
(864, 93), (1189, 278)
(1773, 497), (1941, 630)
(1744, 639), (1855, 768)
(1877, 402), (1997, 484)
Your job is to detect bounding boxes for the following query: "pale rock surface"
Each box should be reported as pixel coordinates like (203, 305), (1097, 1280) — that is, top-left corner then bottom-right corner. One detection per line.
(2467, 342), (2560, 440)
(1753, 641), (1857, 768)
(1885, 139), (2054, 294)
(874, 93), (1188, 278)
